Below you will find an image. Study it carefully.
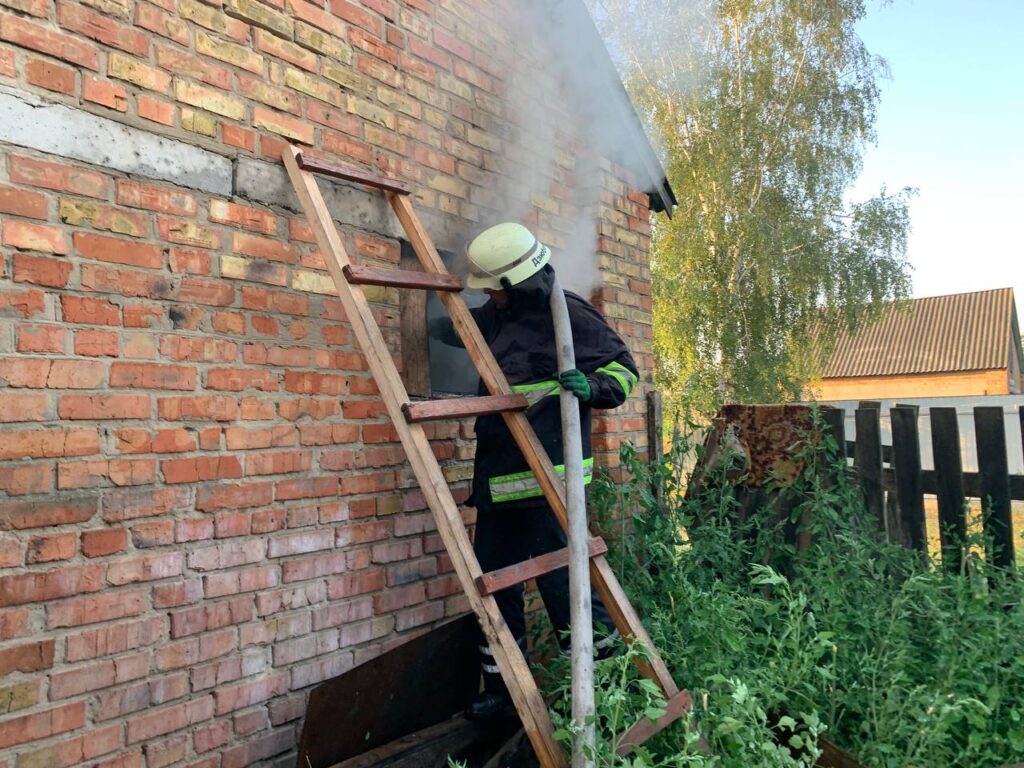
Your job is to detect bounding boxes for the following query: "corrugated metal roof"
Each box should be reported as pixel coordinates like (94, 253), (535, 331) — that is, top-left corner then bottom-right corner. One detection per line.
(823, 288), (1019, 378)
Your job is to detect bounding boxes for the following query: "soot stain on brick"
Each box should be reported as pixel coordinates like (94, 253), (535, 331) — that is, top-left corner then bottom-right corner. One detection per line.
(168, 308), (188, 328)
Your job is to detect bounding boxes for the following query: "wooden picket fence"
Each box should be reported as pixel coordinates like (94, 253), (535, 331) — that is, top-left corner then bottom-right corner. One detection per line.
(825, 404), (1024, 570)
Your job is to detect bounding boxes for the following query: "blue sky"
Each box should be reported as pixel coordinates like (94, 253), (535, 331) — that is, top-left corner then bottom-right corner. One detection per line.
(851, 0), (1024, 319)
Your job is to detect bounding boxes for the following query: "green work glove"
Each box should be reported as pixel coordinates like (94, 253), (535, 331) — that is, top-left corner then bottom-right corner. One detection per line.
(558, 369), (592, 402)
(428, 316), (464, 348)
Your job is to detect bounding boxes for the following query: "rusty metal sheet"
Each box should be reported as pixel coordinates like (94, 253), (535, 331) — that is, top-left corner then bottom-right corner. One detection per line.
(297, 615), (481, 768)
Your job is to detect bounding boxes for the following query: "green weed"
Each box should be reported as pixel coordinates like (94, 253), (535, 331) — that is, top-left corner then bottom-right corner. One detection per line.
(538, 416), (1024, 767)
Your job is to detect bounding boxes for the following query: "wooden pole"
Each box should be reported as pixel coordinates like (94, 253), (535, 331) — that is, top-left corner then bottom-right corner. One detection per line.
(550, 276), (595, 768)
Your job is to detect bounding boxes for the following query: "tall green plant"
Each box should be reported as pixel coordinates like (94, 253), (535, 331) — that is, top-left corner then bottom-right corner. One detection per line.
(590, 0), (913, 411)
(540, 421), (1024, 766)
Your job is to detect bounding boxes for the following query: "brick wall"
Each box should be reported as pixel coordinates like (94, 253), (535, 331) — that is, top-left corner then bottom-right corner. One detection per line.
(0, 0), (655, 765)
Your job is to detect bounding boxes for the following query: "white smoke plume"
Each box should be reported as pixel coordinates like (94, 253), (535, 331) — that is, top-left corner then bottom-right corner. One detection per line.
(460, 0), (667, 299)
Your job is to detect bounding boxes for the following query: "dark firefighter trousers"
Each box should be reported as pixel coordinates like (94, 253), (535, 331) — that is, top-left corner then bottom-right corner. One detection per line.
(473, 500), (619, 693)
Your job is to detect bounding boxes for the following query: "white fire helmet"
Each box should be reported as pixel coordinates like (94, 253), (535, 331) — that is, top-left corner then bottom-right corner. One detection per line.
(464, 222), (551, 290)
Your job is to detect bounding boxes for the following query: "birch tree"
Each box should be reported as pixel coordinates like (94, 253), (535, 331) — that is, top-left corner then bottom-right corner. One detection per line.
(593, 0), (913, 411)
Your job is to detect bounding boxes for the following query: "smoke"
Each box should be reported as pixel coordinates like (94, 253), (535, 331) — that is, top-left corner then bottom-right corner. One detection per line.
(458, 0), (668, 299)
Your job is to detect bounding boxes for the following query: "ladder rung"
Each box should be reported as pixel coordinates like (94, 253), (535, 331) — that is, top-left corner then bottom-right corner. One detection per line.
(343, 264), (463, 292)
(614, 689), (694, 756)
(296, 152), (413, 196)
(402, 394), (529, 424)
(476, 538), (608, 596)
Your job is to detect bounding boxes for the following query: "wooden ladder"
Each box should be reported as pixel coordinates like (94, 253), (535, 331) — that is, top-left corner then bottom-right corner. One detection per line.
(283, 147), (696, 767)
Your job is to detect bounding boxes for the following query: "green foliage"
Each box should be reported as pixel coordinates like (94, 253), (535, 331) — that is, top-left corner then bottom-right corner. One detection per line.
(539, 423), (1024, 766)
(590, 0), (914, 411)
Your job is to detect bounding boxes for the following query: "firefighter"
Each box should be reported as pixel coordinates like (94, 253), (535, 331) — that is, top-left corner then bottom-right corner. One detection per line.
(429, 222), (639, 720)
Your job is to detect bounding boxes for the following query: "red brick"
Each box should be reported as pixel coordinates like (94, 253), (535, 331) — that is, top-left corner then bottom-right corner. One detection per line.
(57, 457), (156, 488)
(12, 252), (70, 288)
(169, 247), (211, 275)
(327, 568), (385, 599)
(0, 564), (104, 607)
(220, 726), (294, 768)
(26, 532), (77, 563)
(109, 362), (196, 390)
(131, 519), (175, 548)
(0, 462), (52, 495)
(0, 427), (99, 460)
(107, 552), (184, 585)
(187, 540), (266, 573)
(0, 14), (99, 69)
(74, 231), (163, 269)
(126, 697), (213, 744)
(57, 2), (149, 55)
(0, 638), (54, 674)
(160, 336), (238, 363)
(231, 231), (297, 263)
(17, 323), (67, 353)
(224, 424), (295, 450)
(81, 76), (127, 112)
(80, 263), (175, 299)
(137, 94), (176, 125)
(8, 154), (109, 198)
(157, 217), (222, 249)
(47, 588), (146, 630)
(59, 394), (149, 420)
(213, 672), (288, 716)
(135, 2), (189, 44)
(0, 184), (47, 219)
(169, 597), (253, 638)
(284, 370), (346, 395)
(65, 616), (164, 662)
(408, 34), (450, 71)
(330, 0), (382, 35)
(0, 701), (86, 749)
(195, 481), (274, 512)
(208, 199), (278, 234)
(81, 527), (129, 558)
(0, 43), (12, 76)
(156, 43), (232, 89)
(62, 294), (120, 325)
(49, 658), (116, 699)
(75, 328), (119, 356)
(206, 367), (278, 392)
(3, 220), (68, 253)
(1, 497), (97, 532)
(102, 486), (189, 522)
(245, 450), (311, 476)
(0, 0), (47, 16)
(116, 179), (196, 216)
(222, 123), (257, 152)
(177, 276), (235, 306)
(178, 519), (214, 543)
(162, 455), (242, 485)
(157, 395), (237, 421)
(25, 55), (75, 94)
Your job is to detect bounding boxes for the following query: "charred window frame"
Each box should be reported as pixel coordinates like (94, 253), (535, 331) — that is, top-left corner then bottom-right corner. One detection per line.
(399, 240), (486, 397)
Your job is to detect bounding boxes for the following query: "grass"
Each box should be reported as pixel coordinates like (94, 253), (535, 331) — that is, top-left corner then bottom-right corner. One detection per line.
(533, 419), (1024, 767)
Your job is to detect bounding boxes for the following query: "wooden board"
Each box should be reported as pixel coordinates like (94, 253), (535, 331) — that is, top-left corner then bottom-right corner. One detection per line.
(929, 407), (967, 571)
(344, 263), (464, 291)
(284, 147), (567, 768)
(853, 408), (885, 532)
(614, 689), (694, 756)
(391, 191), (683, 700)
(297, 152), (413, 195)
(890, 406), (926, 555)
(476, 538), (608, 595)
(399, 247), (430, 398)
(402, 394), (529, 423)
(974, 406), (1015, 567)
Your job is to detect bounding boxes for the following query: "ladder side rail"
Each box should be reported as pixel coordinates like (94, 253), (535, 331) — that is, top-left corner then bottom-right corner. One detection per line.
(282, 147), (566, 768)
(390, 194), (680, 698)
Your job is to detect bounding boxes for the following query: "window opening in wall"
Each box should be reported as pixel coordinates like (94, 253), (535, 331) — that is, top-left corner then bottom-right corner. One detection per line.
(400, 240), (486, 397)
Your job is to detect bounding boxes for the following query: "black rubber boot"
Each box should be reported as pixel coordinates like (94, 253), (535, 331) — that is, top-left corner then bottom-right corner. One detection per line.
(465, 689), (516, 721)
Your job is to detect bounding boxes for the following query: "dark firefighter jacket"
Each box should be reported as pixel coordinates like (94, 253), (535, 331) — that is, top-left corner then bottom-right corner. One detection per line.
(465, 266), (639, 511)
